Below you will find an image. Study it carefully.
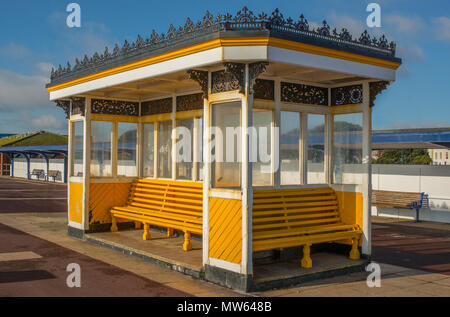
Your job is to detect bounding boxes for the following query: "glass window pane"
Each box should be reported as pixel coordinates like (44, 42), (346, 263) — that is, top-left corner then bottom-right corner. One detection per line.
(252, 110), (272, 186)
(176, 118), (193, 180)
(307, 114), (326, 184)
(143, 123), (154, 177)
(196, 117), (204, 181)
(117, 122), (137, 177)
(281, 111), (300, 185)
(71, 121), (84, 177)
(333, 113), (363, 184)
(211, 101), (241, 188)
(158, 120), (172, 178)
(91, 121), (112, 177)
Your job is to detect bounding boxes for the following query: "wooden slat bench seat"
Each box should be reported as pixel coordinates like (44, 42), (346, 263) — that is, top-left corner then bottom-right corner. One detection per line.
(372, 190), (427, 222)
(252, 187), (362, 268)
(46, 170), (61, 182)
(29, 169), (44, 180)
(110, 179), (203, 251)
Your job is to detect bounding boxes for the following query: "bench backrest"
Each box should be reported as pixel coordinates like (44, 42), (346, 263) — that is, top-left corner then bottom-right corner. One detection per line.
(127, 178), (203, 220)
(372, 190), (423, 208)
(252, 187), (341, 235)
(32, 169), (44, 175)
(48, 170), (60, 177)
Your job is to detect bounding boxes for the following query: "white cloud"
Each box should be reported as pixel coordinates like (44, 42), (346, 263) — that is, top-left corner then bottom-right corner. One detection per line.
(396, 44), (425, 62)
(0, 43), (31, 59)
(432, 16), (450, 41)
(327, 12), (366, 38)
(30, 114), (64, 130)
(0, 64), (54, 112)
(384, 14), (426, 35)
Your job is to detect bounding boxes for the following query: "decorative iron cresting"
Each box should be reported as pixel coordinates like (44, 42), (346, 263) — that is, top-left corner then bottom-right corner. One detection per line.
(281, 82), (328, 105)
(187, 70), (208, 98)
(141, 98), (173, 116)
(55, 100), (71, 119)
(176, 93), (204, 112)
(331, 85), (363, 105)
(49, 7), (397, 83)
(254, 79), (275, 100)
(71, 97), (86, 116)
(91, 99), (139, 116)
(369, 81), (389, 107)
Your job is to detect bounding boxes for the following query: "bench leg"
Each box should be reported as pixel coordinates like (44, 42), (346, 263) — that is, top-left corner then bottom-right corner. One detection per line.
(349, 237), (360, 260)
(183, 231), (192, 251)
(301, 244), (312, 268)
(111, 216), (118, 232)
(167, 228), (174, 238)
(135, 221), (142, 229)
(142, 223), (151, 240)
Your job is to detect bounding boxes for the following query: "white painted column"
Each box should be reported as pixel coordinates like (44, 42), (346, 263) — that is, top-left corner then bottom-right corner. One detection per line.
(274, 79), (281, 188)
(83, 97), (92, 231)
(202, 72), (212, 267)
(362, 81), (372, 256)
(241, 64), (253, 275)
(171, 95), (177, 180)
(325, 88), (333, 185)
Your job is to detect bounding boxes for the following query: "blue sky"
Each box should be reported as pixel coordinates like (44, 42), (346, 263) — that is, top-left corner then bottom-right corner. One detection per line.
(0, 0), (449, 134)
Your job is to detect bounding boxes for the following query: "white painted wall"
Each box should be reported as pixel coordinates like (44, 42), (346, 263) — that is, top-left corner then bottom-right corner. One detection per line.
(12, 158), (65, 183)
(372, 164), (450, 223)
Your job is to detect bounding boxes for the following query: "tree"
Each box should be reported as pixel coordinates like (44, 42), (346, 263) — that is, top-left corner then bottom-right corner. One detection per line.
(373, 149), (432, 165)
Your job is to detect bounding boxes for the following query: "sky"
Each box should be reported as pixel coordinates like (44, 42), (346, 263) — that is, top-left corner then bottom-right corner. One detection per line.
(0, 0), (449, 135)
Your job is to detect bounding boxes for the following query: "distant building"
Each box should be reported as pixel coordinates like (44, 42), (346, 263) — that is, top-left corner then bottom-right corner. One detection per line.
(429, 149), (450, 165)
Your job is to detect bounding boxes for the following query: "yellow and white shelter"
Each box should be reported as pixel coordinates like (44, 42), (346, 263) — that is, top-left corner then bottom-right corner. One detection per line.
(47, 8), (401, 291)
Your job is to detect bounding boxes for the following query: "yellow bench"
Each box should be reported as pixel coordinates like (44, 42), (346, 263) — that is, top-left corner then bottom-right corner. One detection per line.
(252, 187), (362, 268)
(110, 179), (203, 251)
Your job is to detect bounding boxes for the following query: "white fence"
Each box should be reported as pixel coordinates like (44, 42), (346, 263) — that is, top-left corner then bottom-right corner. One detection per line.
(372, 164), (450, 223)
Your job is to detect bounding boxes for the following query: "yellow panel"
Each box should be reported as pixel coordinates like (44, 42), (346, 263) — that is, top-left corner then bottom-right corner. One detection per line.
(69, 182), (83, 224)
(209, 198), (242, 264)
(335, 191), (363, 246)
(89, 182), (132, 225)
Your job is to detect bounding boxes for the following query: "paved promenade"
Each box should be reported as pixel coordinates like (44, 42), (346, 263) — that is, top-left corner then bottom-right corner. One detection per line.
(0, 177), (449, 297)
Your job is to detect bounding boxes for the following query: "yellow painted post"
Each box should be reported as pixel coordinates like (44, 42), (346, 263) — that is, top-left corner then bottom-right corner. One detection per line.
(111, 215), (118, 232)
(350, 237), (361, 260)
(301, 244), (312, 268)
(143, 223), (150, 240)
(183, 231), (192, 251)
(135, 221), (141, 229)
(167, 228), (174, 238)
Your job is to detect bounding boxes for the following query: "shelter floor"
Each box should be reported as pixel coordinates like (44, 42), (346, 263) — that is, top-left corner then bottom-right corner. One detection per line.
(86, 228), (203, 272)
(253, 252), (367, 283)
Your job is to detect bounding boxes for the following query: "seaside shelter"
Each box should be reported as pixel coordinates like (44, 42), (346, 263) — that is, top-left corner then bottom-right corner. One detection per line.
(46, 7), (401, 291)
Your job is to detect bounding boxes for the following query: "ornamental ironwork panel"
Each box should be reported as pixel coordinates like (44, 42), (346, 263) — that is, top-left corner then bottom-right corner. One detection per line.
(187, 70), (208, 98)
(331, 85), (363, 105)
(176, 93), (204, 112)
(91, 99), (139, 116)
(71, 97), (86, 116)
(249, 62), (269, 95)
(254, 79), (274, 100)
(281, 82), (328, 105)
(141, 98), (173, 116)
(369, 81), (389, 107)
(211, 69), (241, 93)
(49, 7), (397, 85)
(55, 100), (70, 119)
